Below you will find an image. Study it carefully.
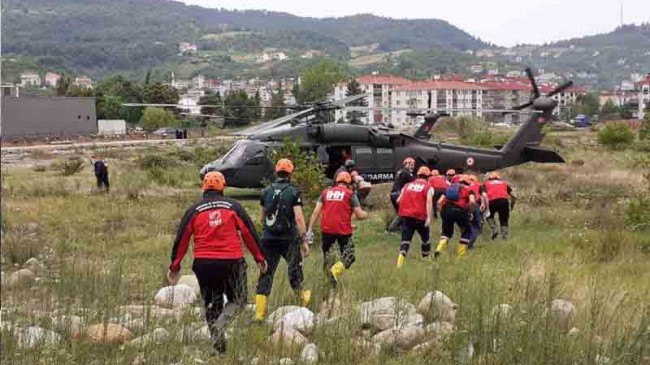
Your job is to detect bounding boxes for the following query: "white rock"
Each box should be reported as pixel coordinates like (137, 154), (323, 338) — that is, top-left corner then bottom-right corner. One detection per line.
(279, 358), (294, 365)
(267, 305), (301, 326)
(357, 297), (417, 331)
(178, 275), (201, 295)
(152, 327), (170, 342)
(411, 340), (442, 353)
(568, 327), (581, 337)
(274, 307), (314, 335)
(425, 321), (454, 339)
(155, 285), (197, 309)
(87, 323), (133, 343)
(23, 258), (43, 275)
(123, 318), (146, 334)
(300, 343), (319, 364)
(194, 325), (211, 341)
(7, 269), (35, 289)
(417, 291), (456, 323)
(354, 339), (382, 356)
(270, 326), (308, 348)
(394, 325), (426, 349)
(371, 328), (400, 346)
(250, 357), (260, 365)
(550, 299), (576, 331)
(15, 326), (61, 348)
(491, 304), (513, 321)
(52, 315), (84, 336)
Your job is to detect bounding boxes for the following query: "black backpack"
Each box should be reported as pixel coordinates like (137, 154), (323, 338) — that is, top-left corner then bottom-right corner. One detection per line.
(264, 184), (292, 234)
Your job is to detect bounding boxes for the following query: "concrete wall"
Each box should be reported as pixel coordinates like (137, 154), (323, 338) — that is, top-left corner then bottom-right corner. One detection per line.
(98, 119), (127, 135)
(1, 96), (97, 139)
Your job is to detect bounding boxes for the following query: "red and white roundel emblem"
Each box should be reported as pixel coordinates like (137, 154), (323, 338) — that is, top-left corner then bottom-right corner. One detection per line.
(466, 157), (475, 166)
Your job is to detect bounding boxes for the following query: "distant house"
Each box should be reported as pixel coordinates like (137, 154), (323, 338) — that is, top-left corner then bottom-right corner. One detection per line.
(258, 51), (287, 62)
(469, 64), (483, 74)
(636, 75), (650, 119)
(1, 83), (20, 97)
(45, 72), (61, 87)
(20, 72), (41, 87)
(179, 42), (197, 54)
(74, 76), (93, 88)
(300, 50), (325, 59)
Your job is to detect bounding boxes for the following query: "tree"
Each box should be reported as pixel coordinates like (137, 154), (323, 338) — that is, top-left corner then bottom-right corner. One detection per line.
(222, 90), (259, 127)
(96, 95), (125, 120)
(252, 91), (262, 121)
(640, 110), (650, 140)
(55, 75), (73, 96)
(599, 99), (620, 121)
(140, 107), (178, 130)
(345, 78), (367, 125)
(266, 84), (287, 120)
(198, 90), (222, 116)
(142, 82), (179, 105)
(299, 60), (343, 103)
(95, 76), (144, 123)
(571, 93), (600, 119)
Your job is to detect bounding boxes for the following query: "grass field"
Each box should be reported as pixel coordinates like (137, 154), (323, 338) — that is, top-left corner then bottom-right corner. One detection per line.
(1, 130), (649, 364)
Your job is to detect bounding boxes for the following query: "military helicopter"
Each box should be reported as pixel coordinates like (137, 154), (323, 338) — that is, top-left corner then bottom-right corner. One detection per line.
(194, 68), (569, 188)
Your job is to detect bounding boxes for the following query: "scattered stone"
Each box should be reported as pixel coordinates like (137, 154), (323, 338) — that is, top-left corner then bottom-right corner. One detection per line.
(278, 358), (294, 365)
(7, 269), (35, 289)
(394, 325), (426, 349)
(267, 306), (301, 326)
(23, 257), (43, 275)
(371, 328), (400, 347)
(270, 326), (308, 348)
(178, 275), (200, 295)
(87, 323), (133, 343)
(15, 326), (61, 348)
(353, 339), (381, 356)
(411, 340), (442, 353)
(274, 307), (314, 335)
(132, 353), (145, 365)
(425, 321), (454, 339)
(300, 343), (319, 364)
(129, 327), (170, 346)
(155, 284), (197, 309)
(52, 315), (84, 337)
(491, 304), (513, 322)
(550, 299), (576, 331)
(250, 357), (260, 365)
(417, 291), (456, 323)
(194, 325), (211, 341)
(568, 327), (581, 337)
(122, 318), (146, 334)
(357, 297), (418, 331)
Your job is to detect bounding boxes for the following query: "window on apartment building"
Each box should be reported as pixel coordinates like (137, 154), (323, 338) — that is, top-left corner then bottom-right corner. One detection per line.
(396, 100), (401, 106)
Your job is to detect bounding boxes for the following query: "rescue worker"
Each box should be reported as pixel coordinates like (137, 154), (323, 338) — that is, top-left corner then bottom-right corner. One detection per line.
(387, 157), (416, 233)
(428, 169), (449, 219)
(255, 159), (311, 321)
(445, 169), (457, 183)
(90, 156), (110, 192)
(396, 166), (434, 268)
(306, 172), (368, 287)
(481, 172), (516, 240)
(434, 174), (476, 258)
(167, 172), (267, 355)
(467, 175), (485, 249)
(335, 159), (357, 180)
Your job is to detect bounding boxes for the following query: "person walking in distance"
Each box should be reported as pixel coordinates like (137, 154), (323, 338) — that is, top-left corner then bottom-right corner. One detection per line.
(307, 172), (368, 287)
(167, 172), (267, 355)
(434, 175), (476, 258)
(255, 159), (311, 321)
(481, 172), (516, 240)
(396, 166), (434, 268)
(467, 174), (486, 249)
(428, 169), (450, 219)
(387, 157), (416, 233)
(90, 156), (110, 192)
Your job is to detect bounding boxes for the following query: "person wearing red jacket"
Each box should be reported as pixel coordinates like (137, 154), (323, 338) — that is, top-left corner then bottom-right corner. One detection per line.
(307, 172), (368, 287)
(467, 175), (486, 249)
(168, 171), (267, 355)
(428, 169), (450, 219)
(481, 172), (516, 240)
(434, 175), (476, 258)
(396, 166), (434, 268)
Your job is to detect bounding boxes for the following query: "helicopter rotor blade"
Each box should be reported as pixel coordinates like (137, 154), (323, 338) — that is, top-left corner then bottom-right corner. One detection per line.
(344, 106), (541, 114)
(231, 107), (315, 136)
(525, 67), (540, 98)
(546, 80), (574, 98)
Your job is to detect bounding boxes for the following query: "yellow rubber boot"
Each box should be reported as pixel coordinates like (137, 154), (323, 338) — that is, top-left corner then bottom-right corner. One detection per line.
(434, 238), (449, 258)
(299, 290), (312, 307)
(330, 261), (346, 283)
(254, 294), (267, 322)
(457, 243), (468, 257)
(397, 253), (406, 269)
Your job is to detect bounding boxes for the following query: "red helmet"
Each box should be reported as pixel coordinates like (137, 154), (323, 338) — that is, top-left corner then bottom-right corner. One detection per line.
(202, 171), (226, 191)
(417, 166), (431, 177)
(275, 159), (294, 174)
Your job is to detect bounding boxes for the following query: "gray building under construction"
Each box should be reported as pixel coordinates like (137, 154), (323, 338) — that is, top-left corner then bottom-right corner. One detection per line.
(1, 96), (97, 139)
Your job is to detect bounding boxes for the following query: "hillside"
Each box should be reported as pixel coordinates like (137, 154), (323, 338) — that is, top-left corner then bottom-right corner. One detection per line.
(1, 0), (486, 79)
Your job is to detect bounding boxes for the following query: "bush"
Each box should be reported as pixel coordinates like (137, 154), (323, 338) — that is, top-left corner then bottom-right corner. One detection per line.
(57, 157), (85, 176)
(639, 115), (650, 140)
(137, 154), (178, 170)
(140, 107), (178, 131)
(597, 122), (635, 150)
(268, 139), (325, 205)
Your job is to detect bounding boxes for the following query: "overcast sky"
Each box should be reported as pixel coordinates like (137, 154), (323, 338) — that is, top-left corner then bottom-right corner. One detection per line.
(182, 0), (649, 47)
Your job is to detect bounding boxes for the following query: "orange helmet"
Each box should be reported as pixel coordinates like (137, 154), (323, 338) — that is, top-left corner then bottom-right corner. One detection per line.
(417, 166), (431, 177)
(336, 171), (352, 184)
(202, 171), (226, 191)
(488, 171), (501, 180)
(403, 157), (415, 166)
(275, 158), (294, 174)
(430, 169), (440, 176)
(446, 169), (456, 176)
(468, 175), (478, 183)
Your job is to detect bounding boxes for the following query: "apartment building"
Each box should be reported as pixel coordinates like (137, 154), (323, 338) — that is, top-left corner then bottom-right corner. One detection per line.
(637, 75), (650, 119)
(333, 75), (411, 124)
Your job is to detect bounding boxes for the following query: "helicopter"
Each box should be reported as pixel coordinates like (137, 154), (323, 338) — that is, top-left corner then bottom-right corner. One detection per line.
(194, 68), (569, 188)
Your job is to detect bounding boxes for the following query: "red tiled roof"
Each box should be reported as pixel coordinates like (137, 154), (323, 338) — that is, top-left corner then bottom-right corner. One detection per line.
(356, 75), (411, 85)
(635, 75), (650, 86)
(480, 82), (530, 91)
(393, 80), (485, 91)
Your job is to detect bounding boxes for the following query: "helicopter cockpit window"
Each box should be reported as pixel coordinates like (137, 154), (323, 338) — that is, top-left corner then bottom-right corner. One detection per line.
(221, 141), (248, 163)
